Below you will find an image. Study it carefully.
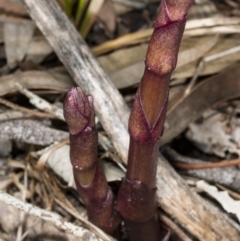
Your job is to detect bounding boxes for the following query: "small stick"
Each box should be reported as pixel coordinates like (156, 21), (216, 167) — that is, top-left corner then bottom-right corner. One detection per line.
(173, 158), (240, 170)
(0, 97), (55, 119)
(159, 214), (192, 241)
(184, 45), (240, 96)
(0, 191), (107, 241)
(216, 184), (240, 201)
(15, 82), (64, 121)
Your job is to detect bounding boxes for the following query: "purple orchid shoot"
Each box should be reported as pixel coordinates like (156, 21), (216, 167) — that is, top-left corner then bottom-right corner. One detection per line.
(63, 87), (121, 236)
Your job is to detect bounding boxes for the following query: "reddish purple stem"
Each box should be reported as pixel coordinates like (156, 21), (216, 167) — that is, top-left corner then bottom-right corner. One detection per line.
(63, 87), (121, 235)
(117, 1), (194, 241)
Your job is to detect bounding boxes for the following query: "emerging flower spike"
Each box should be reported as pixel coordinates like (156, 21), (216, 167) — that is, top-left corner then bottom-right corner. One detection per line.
(117, 1), (194, 241)
(63, 87), (121, 235)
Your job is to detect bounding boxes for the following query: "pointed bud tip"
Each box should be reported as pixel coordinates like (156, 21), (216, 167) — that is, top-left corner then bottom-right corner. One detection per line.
(63, 87), (95, 135)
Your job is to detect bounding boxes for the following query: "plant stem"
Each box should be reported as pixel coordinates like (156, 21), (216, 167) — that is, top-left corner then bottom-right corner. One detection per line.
(79, 0), (104, 38)
(117, 1), (194, 241)
(75, 0), (88, 27)
(63, 87), (121, 235)
(64, 0), (74, 17)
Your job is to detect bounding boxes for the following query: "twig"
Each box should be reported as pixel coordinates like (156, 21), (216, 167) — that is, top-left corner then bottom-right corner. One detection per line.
(0, 191), (105, 241)
(184, 45), (240, 95)
(216, 184), (240, 200)
(183, 60), (204, 96)
(92, 17), (240, 55)
(15, 82), (64, 121)
(54, 198), (116, 241)
(0, 97), (55, 119)
(173, 158), (240, 170)
(204, 45), (240, 62)
(162, 147), (240, 193)
(0, 119), (68, 146)
(162, 64), (240, 146)
(159, 214), (192, 241)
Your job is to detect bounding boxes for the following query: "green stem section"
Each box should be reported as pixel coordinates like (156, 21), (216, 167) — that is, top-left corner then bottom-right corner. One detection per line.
(79, 0), (104, 38)
(64, 0), (74, 17)
(117, 1), (194, 241)
(75, 0), (88, 27)
(64, 87), (121, 235)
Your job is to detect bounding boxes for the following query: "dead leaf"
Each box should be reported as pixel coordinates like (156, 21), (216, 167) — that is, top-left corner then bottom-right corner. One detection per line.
(186, 109), (240, 158)
(0, 0), (27, 17)
(197, 180), (240, 222)
(0, 201), (21, 232)
(176, 35), (218, 68)
(172, 34), (240, 79)
(99, 35), (218, 89)
(161, 64), (240, 146)
(47, 145), (125, 187)
(0, 71), (74, 96)
(26, 36), (53, 64)
(3, 21), (35, 68)
(97, 0), (116, 37)
(0, 139), (12, 157)
(163, 147), (240, 193)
